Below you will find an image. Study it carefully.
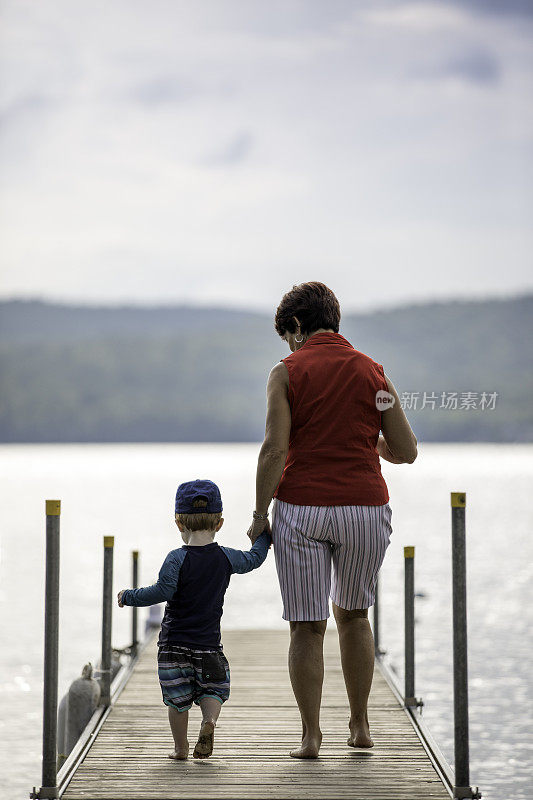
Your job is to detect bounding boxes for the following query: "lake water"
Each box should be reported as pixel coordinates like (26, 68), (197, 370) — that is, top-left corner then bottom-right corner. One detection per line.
(1, 443), (531, 799)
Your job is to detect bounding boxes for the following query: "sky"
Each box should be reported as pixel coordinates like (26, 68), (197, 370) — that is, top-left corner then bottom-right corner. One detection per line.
(0, 0), (532, 313)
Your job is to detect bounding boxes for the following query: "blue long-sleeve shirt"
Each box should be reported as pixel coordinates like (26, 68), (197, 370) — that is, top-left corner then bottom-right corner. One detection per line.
(121, 532), (270, 648)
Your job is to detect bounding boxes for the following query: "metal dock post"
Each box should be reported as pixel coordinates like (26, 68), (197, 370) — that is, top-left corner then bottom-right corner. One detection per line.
(31, 500), (61, 800)
(451, 492), (481, 799)
(100, 536), (114, 706)
(404, 546), (423, 711)
(131, 550), (139, 655)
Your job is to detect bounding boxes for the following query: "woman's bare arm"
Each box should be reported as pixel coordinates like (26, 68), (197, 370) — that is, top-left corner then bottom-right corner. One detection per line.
(379, 374), (418, 464)
(249, 363), (291, 543)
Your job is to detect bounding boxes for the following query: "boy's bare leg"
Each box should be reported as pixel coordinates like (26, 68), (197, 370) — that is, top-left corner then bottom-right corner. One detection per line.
(193, 697), (222, 759)
(333, 603), (374, 748)
(167, 707), (189, 759)
(288, 620), (327, 758)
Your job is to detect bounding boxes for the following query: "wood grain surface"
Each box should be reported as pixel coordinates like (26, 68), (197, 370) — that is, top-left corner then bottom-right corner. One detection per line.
(63, 629), (450, 799)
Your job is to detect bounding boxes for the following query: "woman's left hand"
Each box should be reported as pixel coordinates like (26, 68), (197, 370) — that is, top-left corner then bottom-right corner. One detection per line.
(247, 516), (272, 545)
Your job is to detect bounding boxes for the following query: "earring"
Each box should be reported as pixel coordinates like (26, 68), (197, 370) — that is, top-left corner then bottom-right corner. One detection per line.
(294, 332), (303, 343)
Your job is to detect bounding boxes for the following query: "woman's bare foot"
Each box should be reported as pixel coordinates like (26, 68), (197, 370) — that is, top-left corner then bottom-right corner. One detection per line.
(347, 712), (374, 748)
(168, 742), (189, 760)
(290, 731), (322, 759)
(193, 721), (215, 759)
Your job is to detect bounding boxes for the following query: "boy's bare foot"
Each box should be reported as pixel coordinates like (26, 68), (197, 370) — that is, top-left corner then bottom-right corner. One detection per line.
(290, 732), (322, 759)
(168, 742), (189, 760)
(347, 712), (374, 748)
(193, 721), (215, 759)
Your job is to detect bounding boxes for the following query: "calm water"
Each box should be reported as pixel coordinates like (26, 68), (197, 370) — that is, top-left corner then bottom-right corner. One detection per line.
(1, 443), (532, 799)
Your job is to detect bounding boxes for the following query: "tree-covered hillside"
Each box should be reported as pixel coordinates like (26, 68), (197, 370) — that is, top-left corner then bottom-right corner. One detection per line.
(1, 295), (531, 442)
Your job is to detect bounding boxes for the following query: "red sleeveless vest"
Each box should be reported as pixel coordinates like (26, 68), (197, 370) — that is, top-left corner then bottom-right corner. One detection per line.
(273, 331), (389, 506)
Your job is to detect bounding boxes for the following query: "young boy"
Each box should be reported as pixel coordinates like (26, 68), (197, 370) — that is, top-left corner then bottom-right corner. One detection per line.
(117, 478), (271, 761)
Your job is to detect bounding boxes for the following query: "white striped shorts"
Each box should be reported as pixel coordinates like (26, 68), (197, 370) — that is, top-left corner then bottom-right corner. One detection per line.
(271, 499), (393, 621)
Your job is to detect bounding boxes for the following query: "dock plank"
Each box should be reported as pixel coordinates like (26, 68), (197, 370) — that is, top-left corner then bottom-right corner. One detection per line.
(62, 630), (450, 800)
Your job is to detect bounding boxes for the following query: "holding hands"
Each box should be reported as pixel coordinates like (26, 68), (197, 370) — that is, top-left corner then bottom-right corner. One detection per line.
(247, 515), (272, 545)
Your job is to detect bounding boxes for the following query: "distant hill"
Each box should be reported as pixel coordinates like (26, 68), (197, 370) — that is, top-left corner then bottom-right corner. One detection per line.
(1, 295), (532, 442)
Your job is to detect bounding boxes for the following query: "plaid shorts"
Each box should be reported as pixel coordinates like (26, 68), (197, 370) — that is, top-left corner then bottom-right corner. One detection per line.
(157, 644), (231, 712)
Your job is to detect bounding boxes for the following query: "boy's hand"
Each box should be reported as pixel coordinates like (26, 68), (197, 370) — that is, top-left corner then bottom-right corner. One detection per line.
(117, 590), (125, 608)
(247, 517), (272, 546)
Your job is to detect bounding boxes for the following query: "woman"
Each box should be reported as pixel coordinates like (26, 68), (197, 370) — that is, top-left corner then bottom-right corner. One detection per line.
(247, 281), (417, 759)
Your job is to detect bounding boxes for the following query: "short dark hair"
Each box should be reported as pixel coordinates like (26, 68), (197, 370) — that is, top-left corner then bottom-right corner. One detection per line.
(274, 282), (341, 337)
(176, 498), (222, 532)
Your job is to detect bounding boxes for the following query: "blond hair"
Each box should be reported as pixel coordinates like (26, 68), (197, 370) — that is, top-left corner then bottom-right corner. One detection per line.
(176, 498), (222, 532)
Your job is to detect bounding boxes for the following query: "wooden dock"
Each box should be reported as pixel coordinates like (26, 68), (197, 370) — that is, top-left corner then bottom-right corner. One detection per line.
(61, 630), (451, 800)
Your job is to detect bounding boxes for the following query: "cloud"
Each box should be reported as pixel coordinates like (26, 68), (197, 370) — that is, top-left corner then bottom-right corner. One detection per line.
(0, 92), (57, 124)
(365, 0), (533, 30)
(189, 0), (356, 37)
(413, 47), (502, 84)
(363, 3), (469, 30)
(0, 0), (531, 310)
(202, 132), (254, 166)
(444, 49), (501, 83)
(131, 76), (193, 106)
(446, 0), (533, 17)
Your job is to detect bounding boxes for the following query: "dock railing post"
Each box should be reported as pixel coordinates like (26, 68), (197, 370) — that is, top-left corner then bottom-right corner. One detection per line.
(404, 546), (415, 705)
(32, 500), (61, 800)
(404, 546), (423, 712)
(451, 492), (480, 800)
(100, 536), (114, 706)
(131, 550), (139, 655)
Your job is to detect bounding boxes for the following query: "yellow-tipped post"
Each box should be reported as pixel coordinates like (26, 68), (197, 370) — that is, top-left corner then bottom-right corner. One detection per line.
(451, 492), (466, 508)
(450, 492), (478, 799)
(131, 551), (139, 654)
(37, 501), (62, 799)
(404, 545), (416, 707)
(45, 499), (61, 516)
(100, 536), (114, 706)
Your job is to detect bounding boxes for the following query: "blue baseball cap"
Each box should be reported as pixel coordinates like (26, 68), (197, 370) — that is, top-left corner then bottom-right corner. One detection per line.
(175, 479), (223, 514)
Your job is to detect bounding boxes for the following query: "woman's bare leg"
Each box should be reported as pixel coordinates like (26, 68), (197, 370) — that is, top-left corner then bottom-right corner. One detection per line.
(333, 603), (374, 747)
(288, 619), (327, 758)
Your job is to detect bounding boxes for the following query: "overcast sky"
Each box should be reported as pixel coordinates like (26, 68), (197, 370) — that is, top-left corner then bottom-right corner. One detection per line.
(1, 0), (532, 313)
